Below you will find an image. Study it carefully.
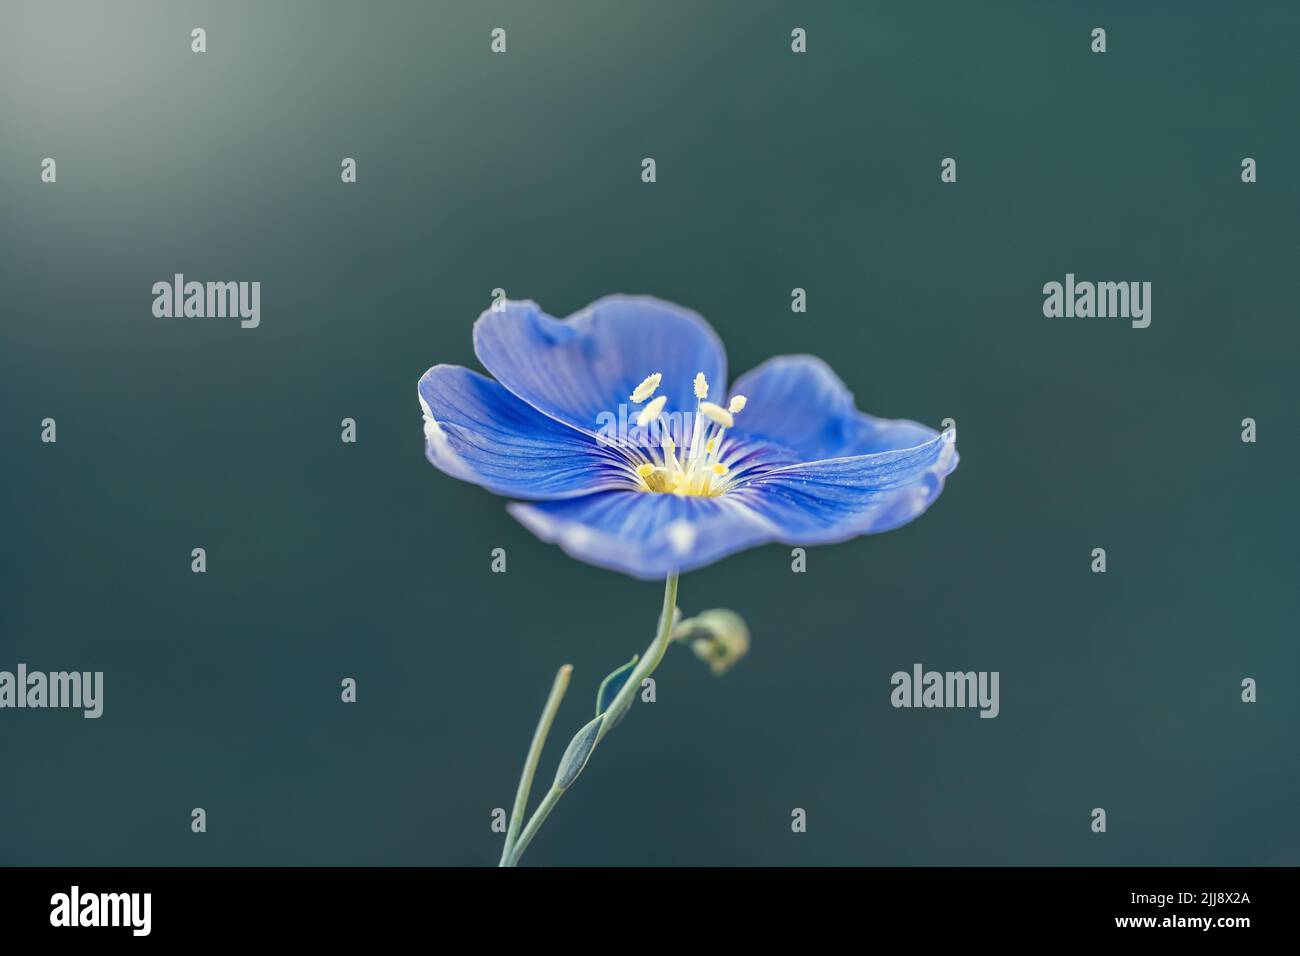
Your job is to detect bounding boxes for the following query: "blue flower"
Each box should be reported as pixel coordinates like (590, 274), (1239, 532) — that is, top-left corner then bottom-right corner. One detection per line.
(418, 295), (958, 579)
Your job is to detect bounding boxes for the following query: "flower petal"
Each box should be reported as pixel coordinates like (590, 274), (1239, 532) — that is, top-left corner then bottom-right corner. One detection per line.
(507, 491), (775, 580)
(732, 434), (959, 543)
(418, 364), (632, 500)
(473, 296), (727, 436)
(728, 355), (940, 461)
(506, 437), (957, 578)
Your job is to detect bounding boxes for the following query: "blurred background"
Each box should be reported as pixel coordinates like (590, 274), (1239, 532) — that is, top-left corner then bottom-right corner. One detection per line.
(1, 0), (1297, 866)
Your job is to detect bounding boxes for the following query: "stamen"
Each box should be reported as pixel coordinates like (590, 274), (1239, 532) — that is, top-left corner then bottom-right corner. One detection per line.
(636, 395), (667, 428)
(630, 372), (662, 404)
(698, 402), (734, 428)
(625, 374), (755, 498)
(685, 412), (705, 467)
(661, 433), (683, 474)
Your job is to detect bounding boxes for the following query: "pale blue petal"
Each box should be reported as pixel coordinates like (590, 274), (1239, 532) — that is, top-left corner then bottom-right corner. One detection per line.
(728, 355), (940, 461)
(508, 491), (773, 580)
(473, 296), (727, 436)
(418, 364), (632, 500)
(732, 434), (959, 543)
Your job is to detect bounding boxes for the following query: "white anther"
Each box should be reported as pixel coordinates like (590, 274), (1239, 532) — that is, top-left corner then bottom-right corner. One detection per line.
(630, 372), (662, 404)
(698, 402), (734, 428)
(636, 395), (667, 428)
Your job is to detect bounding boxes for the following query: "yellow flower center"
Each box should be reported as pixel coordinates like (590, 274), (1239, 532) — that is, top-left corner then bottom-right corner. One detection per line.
(626, 371), (748, 497)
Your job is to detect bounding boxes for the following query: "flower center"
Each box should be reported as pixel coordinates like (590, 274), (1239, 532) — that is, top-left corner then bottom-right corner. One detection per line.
(625, 371), (748, 497)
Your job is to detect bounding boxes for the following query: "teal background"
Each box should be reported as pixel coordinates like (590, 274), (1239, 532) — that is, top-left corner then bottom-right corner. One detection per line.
(1, 1), (1297, 866)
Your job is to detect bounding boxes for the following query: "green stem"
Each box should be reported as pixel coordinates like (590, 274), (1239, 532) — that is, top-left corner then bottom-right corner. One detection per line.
(504, 786), (563, 868)
(499, 664), (572, 866)
(501, 571), (679, 868)
(594, 571), (678, 746)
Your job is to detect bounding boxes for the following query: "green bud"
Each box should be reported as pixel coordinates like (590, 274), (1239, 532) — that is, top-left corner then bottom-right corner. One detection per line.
(675, 608), (750, 676)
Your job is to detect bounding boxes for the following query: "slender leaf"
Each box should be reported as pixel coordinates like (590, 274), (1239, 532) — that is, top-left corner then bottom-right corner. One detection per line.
(595, 655), (639, 717)
(553, 715), (604, 791)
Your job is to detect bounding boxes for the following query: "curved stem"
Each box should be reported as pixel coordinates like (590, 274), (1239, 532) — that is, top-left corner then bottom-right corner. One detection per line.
(501, 571), (679, 868)
(594, 571), (677, 746)
(499, 664), (572, 866)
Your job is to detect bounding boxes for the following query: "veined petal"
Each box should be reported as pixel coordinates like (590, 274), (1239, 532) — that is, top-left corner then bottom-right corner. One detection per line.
(473, 296), (727, 436)
(418, 365), (631, 500)
(508, 491), (775, 580)
(728, 355), (940, 461)
(732, 434), (959, 543)
(506, 437), (957, 578)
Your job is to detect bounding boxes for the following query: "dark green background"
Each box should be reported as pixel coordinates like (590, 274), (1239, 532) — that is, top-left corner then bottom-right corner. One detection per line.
(2, 1), (1296, 866)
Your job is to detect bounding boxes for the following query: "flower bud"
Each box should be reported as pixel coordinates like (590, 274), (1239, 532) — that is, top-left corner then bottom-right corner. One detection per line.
(675, 609), (750, 676)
